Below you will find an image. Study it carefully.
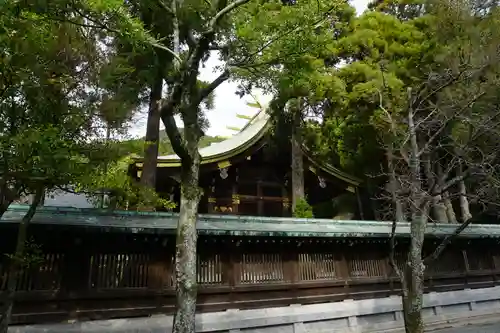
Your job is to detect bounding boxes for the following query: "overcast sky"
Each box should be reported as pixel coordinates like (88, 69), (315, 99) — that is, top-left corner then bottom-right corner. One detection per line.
(128, 0), (370, 138)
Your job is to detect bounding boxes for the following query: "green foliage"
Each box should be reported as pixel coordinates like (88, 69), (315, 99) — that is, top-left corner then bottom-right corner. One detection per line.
(293, 197), (314, 218)
(232, 0), (355, 96)
(0, 1), (110, 204)
(4, 238), (44, 268)
(73, 154), (174, 210)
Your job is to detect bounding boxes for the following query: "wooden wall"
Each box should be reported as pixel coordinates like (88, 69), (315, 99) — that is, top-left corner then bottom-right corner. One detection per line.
(1, 226), (500, 325)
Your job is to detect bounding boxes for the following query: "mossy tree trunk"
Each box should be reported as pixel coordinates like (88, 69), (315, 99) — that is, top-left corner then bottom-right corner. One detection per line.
(401, 210), (429, 333)
(156, 1), (260, 331)
(140, 74), (164, 190)
(0, 188), (43, 333)
(170, 104), (203, 333)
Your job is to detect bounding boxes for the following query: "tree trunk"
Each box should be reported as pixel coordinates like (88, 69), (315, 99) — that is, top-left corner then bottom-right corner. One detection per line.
(423, 155), (447, 223)
(291, 134), (304, 211)
(402, 97), (426, 333)
(386, 149), (405, 221)
(140, 75), (164, 189)
(458, 164), (471, 222)
(0, 181), (17, 219)
(0, 188), (43, 333)
(431, 196), (448, 223)
(291, 100), (304, 213)
(443, 192), (457, 224)
(172, 120), (202, 333)
(402, 211), (429, 333)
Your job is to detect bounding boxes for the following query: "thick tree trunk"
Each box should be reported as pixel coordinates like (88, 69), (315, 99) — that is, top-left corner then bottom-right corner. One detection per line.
(172, 122), (202, 333)
(291, 134), (304, 212)
(140, 75), (164, 189)
(458, 179), (472, 222)
(431, 196), (448, 223)
(0, 188), (43, 333)
(443, 192), (457, 224)
(423, 156), (447, 223)
(291, 100), (304, 213)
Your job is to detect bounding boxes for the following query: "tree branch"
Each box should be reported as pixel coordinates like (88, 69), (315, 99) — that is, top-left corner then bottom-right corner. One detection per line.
(193, 70), (230, 107)
(156, 0), (174, 14)
(434, 170), (471, 196)
(208, 0), (252, 32)
(389, 218), (402, 280)
(414, 67), (470, 112)
(160, 105), (191, 163)
(416, 92), (485, 158)
(423, 218), (472, 265)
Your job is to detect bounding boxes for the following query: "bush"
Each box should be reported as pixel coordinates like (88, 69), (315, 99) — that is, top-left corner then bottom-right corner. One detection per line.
(293, 197), (314, 218)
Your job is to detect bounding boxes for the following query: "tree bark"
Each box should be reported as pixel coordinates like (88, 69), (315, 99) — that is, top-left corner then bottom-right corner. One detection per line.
(291, 134), (304, 211)
(172, 159), (201, 333)
(0, 188), (43, 333)
(443, 191), (457, 224)
(172, 104), (203, 333)
(423, 155), (447, 223)
(140, 75), (164, 189)
(402, 207), (429, 333)
(386, 149), (405, 221)
(402, 93), (427, 333)
(291, 99), (305, 213)
(458, 164), (471, 222)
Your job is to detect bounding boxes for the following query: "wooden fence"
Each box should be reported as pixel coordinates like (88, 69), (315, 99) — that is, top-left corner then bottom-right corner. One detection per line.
(1, 226), (500, 325)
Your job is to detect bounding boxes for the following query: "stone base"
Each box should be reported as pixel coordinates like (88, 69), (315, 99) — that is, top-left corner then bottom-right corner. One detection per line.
(10, 286), (500, 333)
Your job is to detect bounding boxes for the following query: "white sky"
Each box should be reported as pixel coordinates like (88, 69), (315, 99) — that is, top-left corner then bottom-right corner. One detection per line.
(128, 0), (370, 139)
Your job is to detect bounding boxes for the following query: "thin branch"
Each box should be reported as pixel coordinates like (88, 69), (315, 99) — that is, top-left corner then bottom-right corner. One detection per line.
(423, 218), (472, 265)
(42, 5), (181, 63)
(230, 6), (337, 68)
(156, 0), (174, 14)
(389, 219), (402, 280)
(414, 67), (471, 112)
(208, 0), (252, 32)
(416, 92), (485, 158)
(150, 42), (182, 63)
(438, 171), (471, 195)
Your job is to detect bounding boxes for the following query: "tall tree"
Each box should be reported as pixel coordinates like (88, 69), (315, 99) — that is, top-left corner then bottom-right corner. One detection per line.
(0, 2), (141, 330)
(320, 1), (500, 332)
(233, 0), (355, 213)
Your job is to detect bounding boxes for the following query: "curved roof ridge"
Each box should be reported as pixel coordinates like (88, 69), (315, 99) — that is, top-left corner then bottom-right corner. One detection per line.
(156, 108), (271, 163)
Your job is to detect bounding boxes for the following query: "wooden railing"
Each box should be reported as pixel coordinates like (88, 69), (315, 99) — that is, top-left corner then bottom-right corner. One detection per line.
(1, 231), (500, 325)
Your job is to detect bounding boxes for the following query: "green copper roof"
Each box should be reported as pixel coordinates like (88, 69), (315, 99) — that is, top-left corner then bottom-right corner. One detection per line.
(2, 205), (500, 239)
(135, 110), (271, 168)
(133, 109), (361, 185)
